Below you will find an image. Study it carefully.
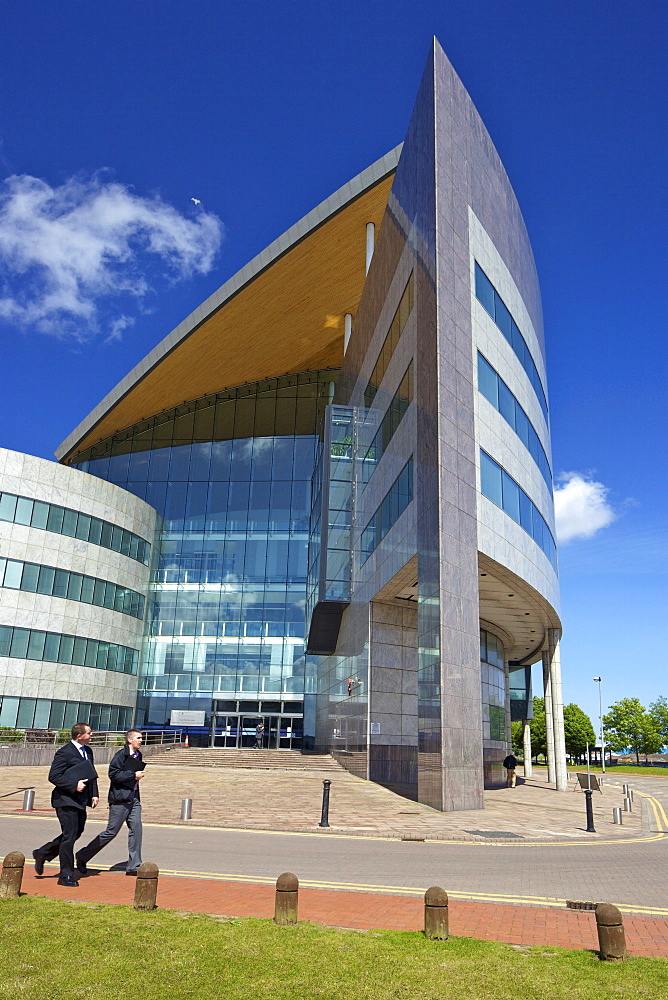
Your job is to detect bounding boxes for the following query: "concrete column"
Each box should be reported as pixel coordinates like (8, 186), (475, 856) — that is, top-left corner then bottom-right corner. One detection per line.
(344, 313), (353, 353)
(365, 222), (375, 274)
(542, 651), (556, 784)
(522, 719), (533, 778)
(547, 629), (568, 791)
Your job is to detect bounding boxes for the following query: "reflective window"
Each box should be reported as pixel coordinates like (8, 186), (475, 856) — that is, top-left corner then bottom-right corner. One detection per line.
(480, 627), (506, 745)
(364, 274), (413, 408)
(361, 362), (413, 487)
(0, 694), (132, 731)
(0, 559), (145, 620)
(474, 263), (548, 422)
(0, 624), (138, 674)
(71, 371), (335, 719)
(361, 458), (413, 562)
(477, 353), (552, 489)
(0, 491), (150, 565)
(479, 450), (557, 569)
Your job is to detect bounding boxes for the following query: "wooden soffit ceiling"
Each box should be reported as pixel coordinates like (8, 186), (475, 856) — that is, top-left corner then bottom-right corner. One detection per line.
(58, 165), (397, 463)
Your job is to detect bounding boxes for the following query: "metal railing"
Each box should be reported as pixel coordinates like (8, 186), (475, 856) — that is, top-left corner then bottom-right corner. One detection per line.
(0, 728), (185, 747)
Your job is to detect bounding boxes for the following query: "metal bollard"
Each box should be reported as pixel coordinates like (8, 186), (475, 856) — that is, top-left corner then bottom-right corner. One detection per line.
(629, 789), (634, 802)
(0, 852), (25, 900)
(595, 903), (627, 961)
(180, 798), (192, 820)
(623, 796), (632, 812)
(319, 779), (331, 828)
(612, 807), (622, 825)
(22, 790), (35, 811)
(584, 788), (596, 832)
(623, 783), (630, 797)
(274, 872), (299, 925)
(133, 862), (159, 911)
(424, 886), (449, 940)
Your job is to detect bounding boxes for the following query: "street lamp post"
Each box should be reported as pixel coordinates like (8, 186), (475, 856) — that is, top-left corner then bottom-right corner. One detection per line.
(593, 676), (605, 774)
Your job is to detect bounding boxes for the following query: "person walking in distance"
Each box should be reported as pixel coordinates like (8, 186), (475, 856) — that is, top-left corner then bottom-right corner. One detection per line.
(33, 722), (99, 887)
(503, 752), (518, 788)
(253, 721), (265, 749)
(76, 729), (146, 876)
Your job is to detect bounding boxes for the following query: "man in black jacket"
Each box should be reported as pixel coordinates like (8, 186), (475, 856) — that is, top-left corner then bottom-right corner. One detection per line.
(33, 722), (99, 887)
(75, 728), (145, 876)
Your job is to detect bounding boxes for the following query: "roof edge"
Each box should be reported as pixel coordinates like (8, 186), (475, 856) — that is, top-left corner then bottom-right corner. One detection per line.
(56, 146), (402, 463)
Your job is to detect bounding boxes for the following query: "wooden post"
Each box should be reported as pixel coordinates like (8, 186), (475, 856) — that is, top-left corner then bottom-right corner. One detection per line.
(133, 862), (159, 911)
(0, 852), (25, 900)
(274, 872), (299, 925)
(595, 903), (627, 961)
(424, 886), (449, 940)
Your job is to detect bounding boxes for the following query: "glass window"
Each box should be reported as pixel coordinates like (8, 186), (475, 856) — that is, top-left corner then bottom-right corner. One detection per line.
(66, 573), (84, 602)
(497, 380), (516, 429)
(20, 563), (40, 593)
(515, 407), (530, 449)
(474, 263), (495, 317)
(0, 625), (13, 657)
(14, 497), (34, 525)
(0, 696), (19, 727)
(0, 493), (18, 521)
(37, 566), (56, 595)
(46, 506), (65, 533)
(44, 633), (61, 662)
(79, 576), (95, 604)
(92, 578), (107, 607)
(53, 569), (69, 599)
(9, 629), (30, 658)
(75, 513), (92, 541)
(59, 635), (75, 664)
(477, 354), (498, 408)
(61, 509), (79, 537)
(3, 560), (24, 589)
(501, 471), (521, 523)
(17, 699), (36, 728)
(494, 293), (512, 340)
(26, 631), (46, 660)
(31, 501), (50, 529)
(88, 518), (103, 546)
(480, 452), (503, 507)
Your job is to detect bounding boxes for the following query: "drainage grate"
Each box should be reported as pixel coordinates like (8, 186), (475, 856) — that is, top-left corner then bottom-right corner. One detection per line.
(465, 830), (524, 839)
(566, 900), (599, 911)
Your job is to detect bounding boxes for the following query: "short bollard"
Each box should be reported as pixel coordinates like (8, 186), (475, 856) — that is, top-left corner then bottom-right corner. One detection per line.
(319, 779), (331, 828)
(0, 851), (25, 900)
(595, 903), (627, 961)
(612, 807), (622, 825)
(424, 886), (449, 940)
(133, 862), (159, 911)
(623, 783), (630, 797)
(22, 790), (35, 812)
(274, 872), (299, 925)
(623, 796), (632, 812)
(584, 788), (596, 832)
(180, 798), (192, 820)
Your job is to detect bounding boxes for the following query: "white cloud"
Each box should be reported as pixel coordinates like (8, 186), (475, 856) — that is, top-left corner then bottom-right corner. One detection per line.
(0, 171), (224, 341)
(554, 472), (616, 544)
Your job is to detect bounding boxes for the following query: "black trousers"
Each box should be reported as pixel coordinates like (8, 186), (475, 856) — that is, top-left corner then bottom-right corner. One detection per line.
(37, 807), (87, 878)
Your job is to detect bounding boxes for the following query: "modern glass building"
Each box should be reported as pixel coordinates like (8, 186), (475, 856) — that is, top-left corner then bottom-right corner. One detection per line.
(52, 39), (569, 809)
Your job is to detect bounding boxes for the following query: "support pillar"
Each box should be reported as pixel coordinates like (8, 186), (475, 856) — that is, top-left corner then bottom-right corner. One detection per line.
(522, 719), (532, 778)
(542, 652), (556, 784)
(344, 313), (352, 353)
(365, 222), (375, 274)
(547, 628), (568, 791)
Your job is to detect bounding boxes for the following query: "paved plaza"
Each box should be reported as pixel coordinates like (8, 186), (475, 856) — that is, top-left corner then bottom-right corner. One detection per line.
(2, 761), (667, 958)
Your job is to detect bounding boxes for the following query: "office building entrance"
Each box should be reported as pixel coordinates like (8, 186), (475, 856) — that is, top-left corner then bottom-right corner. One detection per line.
(210, 711), (303, 749)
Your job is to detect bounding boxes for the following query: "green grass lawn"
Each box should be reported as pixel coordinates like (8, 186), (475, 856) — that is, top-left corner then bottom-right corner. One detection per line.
(1, 898), (666, 1000)
(532, 764), (668, 777)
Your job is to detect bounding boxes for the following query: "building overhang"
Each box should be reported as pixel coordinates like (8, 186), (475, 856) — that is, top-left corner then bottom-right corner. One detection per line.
(57, 147), (401, 463)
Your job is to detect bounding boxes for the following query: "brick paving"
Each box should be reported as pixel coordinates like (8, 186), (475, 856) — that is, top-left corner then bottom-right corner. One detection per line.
(15, 865), (668, 959)
(0, 761), (645, 841)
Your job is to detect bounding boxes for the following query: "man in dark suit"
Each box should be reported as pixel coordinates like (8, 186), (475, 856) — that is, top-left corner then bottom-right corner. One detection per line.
(33, 722), (99, 887)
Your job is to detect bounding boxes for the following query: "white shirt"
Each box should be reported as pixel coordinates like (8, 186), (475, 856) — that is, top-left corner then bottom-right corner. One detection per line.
(71, 740), (88, 759)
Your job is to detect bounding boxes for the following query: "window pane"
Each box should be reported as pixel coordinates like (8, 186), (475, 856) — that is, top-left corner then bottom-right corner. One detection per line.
(0, 493), (18, 521)
(515, 407), (530, 449)
(67, 574), (83, 602)
(37, 566), (56, 595)
(61, 509), (78, 537)
(477, 354), (498, 408)
(43, 633), (61, 662)
(79, 576), (95, 604)
(31, 501), (50, 529)
(15, 497), (34, 525)
(53, 569), (69, 598)
(75, 513), (92, 541)
(46, 506), (65, 533)
(480, 452), (503, 507)
(0, 625), (13, 656)
(501, 472), (521, 523)
(26, 631), (46, 660)
(3, 560), (24, 589)
(10, 629), (30, 658)
(519, 490), (533, 532)
(59, 635), (75, 664)
(474, 263), (495, 316)
(494, 294), (512, 340)
(497, 381), (516, 428)
(88, 518), (103, 546)
(20, 563), (40, 593)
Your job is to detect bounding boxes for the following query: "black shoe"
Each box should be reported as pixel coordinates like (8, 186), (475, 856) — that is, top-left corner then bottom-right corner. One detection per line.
(57, 875), (79, 887)
(125, 869), (138, 876)
(32, 851), (46, 876)
(75, 855), (88, 875)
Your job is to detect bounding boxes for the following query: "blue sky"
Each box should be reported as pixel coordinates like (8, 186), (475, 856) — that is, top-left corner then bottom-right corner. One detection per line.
(0, 1), (665, 730)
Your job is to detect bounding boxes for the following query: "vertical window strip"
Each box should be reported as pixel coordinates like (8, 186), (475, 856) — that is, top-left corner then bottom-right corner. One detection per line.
(361, 362), (414, 487)
(364, 273), (414, 408)
(0, 492), (150, 565)
(0, 694), (133, 731)
(477, 353), (552, 488)
(479, 450), (557, 569)
(474, 263), (548, 422)
(0, 559), (145, 620)
(360, 457), (414, 562)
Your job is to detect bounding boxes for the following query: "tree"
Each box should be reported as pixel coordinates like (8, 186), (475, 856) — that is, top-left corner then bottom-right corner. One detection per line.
(603, 698), (663, 764)
(649, 697), (668, 749)
(562, 703), (596, 760)
(511, 720), (524, 756)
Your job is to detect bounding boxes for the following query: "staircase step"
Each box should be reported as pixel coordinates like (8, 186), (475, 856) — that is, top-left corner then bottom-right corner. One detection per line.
(150, 748), (343, 770)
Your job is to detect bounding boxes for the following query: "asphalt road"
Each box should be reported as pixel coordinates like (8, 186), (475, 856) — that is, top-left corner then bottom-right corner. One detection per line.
(3, 789), (668, 914)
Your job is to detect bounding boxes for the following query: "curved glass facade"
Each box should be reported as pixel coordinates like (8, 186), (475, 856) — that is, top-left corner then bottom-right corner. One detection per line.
(72, 371), (337, 728)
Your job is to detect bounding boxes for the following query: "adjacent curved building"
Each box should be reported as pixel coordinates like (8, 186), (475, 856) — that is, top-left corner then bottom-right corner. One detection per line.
(0, 448), (156, 732)
(54, 39), (567, 809)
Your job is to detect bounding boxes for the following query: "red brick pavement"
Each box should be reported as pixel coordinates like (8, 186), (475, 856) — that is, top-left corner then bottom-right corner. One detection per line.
(17, 867), (668, 959)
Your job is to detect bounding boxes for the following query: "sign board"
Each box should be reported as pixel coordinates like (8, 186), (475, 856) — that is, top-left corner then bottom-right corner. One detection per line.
(575, 772), (602, 793)
(170, 710), (206, 727)
(370, 722), (381, 735)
